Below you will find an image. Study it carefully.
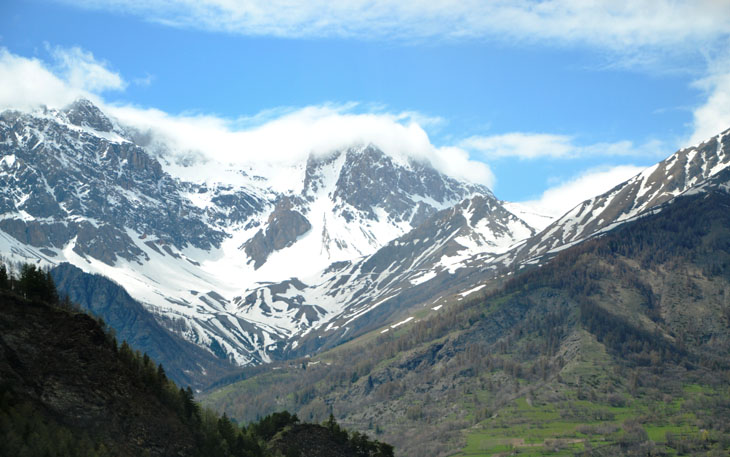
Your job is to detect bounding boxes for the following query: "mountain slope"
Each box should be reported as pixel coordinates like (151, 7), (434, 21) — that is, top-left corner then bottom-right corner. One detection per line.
(239, 144), (497, 276)
(49, 262), (237, 390)
(0, 277), (394, 457)
(232, 192), (533, 358)
(513, 127), (730, 264)
(387, 127), (730, 317)
(0, 290), (201, 456)
(203, 176), (730, 457)
(0, 100), (534, 376)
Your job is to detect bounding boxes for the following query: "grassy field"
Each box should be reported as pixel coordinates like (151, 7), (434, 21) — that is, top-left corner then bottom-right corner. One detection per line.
(454, 383), (720, 456)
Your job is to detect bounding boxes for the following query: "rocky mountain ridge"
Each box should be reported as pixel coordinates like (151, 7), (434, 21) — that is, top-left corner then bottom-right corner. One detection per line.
(513, 127), (730, 265)
(0, 99), (532, 374)
(3, 98), (729, 385)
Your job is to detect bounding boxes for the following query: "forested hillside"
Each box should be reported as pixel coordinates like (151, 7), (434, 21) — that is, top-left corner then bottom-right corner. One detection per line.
(49, 262), (238, 390)
(0, 262), (393, 457)
(203, 189), (730, 456)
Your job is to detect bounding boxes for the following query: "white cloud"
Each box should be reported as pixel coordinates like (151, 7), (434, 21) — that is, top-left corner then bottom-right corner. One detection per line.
(460, 132), (665, 160)
(461, 133), (574, 159)
(47, 45), (126, 93)
(0, 47), (492, 186)
(688, 66), (730, 146)
(108, 103), (495, 186)
(0, 48), (79, 111)
(61, 1), (730, 53)
(518, 165), (646, 217)
(0, 46), (125, 112)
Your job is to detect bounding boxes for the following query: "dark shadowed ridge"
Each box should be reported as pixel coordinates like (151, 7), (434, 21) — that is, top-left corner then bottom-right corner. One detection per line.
(50, 262), (237, 390)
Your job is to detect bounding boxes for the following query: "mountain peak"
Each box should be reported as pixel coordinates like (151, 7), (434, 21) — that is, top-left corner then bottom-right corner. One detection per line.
(63, 98), (114, 132)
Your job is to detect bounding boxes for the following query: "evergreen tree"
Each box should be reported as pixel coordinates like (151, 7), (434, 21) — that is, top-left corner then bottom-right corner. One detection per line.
(180, 386), (199, 421)
(16, 263), (59, 304)
(0, 263), (9, 290)
(217, 413), (238, 451)
(44, 270), (59, 304)
(157, 363), (167, 384)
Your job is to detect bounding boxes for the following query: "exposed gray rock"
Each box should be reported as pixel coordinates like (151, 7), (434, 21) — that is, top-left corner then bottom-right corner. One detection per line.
(243, 197), (312, 269)
(0, 104), (244, 263)
(320, 144), (488, 225)
(63, 99), (114, 132)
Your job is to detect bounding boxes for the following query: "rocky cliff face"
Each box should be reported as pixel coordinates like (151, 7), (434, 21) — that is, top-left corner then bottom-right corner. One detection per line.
(0, 107), (231, 265)
(64, 99), (116, 132)
(244, 197), (312, 269)
(325, 145), (484, 225)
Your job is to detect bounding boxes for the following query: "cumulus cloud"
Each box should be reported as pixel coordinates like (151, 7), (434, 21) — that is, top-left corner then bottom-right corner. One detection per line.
(0, 49), (78, 111)
(60, 0), (730, 54)
(460, 132), (665, 160)
(518, 165), (646, 217)
(0, 46), (124, 112)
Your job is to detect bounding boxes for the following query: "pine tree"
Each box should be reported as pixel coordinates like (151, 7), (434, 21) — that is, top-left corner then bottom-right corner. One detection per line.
(44, 270), (59, 304)
(156, 363), (167, 384)
(0, 264), (9, 290)
(217, 413), (238, 450)
(16, 264), (59, 304)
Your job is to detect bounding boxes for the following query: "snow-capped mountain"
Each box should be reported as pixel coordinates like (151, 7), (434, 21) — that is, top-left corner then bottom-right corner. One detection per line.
(221, 130), (730, 358)
(413, 127), (730, 311)
(238, 144), (491, 277)
(233, 192), (535, 356)
(501, 202), (554, 232)
(511, 127), (730, 264)
(7, 98), (726, 376)
(328, 126), (730, 332)
(0, 99), (533, 368)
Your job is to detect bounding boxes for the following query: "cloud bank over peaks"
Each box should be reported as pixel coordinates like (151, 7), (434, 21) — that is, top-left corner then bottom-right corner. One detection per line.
(109, 103), (496, 187)
(0, 47), (493, 188)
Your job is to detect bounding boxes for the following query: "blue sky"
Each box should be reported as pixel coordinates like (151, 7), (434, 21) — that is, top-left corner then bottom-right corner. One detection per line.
(2, 0), (730, 216)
